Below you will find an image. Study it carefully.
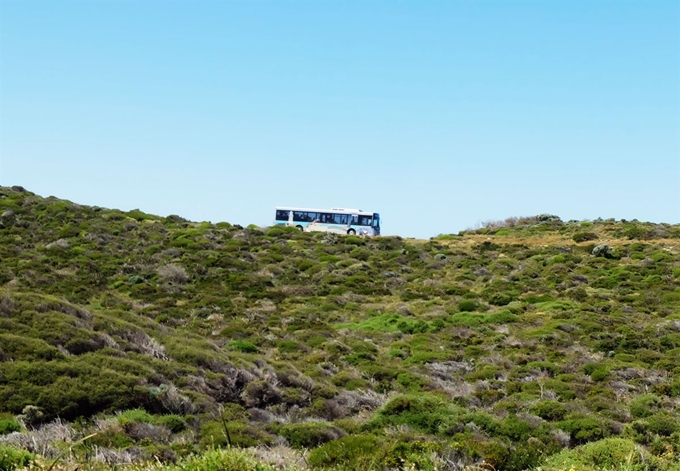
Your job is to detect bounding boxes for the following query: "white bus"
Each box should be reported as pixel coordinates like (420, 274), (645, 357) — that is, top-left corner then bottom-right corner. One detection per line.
(274, 206), (381, 236)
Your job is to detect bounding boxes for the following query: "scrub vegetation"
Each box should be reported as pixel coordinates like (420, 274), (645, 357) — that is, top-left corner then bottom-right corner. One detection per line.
(0, 186), (679, 471)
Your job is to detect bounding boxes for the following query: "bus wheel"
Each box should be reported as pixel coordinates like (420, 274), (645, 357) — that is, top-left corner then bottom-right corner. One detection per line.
(347, 229), (356, 235)
(296, 225), (304, 231)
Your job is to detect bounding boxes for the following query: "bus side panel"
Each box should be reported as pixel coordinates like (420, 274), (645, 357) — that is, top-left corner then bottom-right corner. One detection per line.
(274, 220), (311, 227)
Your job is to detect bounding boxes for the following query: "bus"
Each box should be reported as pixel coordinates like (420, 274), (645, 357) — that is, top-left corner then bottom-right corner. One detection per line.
(274, 206), (381, 236)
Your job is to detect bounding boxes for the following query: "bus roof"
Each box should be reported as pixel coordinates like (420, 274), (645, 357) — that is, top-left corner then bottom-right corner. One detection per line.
(275, 206), (377, 216)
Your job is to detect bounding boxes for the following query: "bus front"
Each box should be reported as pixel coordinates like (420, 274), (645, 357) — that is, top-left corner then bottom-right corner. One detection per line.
(372, 213), (380, 235)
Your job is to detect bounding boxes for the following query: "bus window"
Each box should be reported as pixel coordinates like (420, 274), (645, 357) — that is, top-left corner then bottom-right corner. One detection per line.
(358, 215), (372, 226)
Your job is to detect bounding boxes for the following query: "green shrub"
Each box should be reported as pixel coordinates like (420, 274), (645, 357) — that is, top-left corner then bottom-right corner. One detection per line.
(583, 363), (610, 382)
(367, 394), (458, 435)
(505, 441), (549, 471)
(275, 422), (345, 448)
(449, 312), (485, 327)
(668, 378), (680, 397)
(295, 259), (315, 271)
(590, 368), (610, 382)
(486, 310), (518, 323)
(644, 413), (679, 436)
(344, 236), (365, 245)
(624, 225), (652, 240)
(449, 311), (516, 327)
(629, 394), (661, 419)
(88, 428), (134, 448)
(200, 420), (273, 449)
(434, 234), (458, 240)
(530, 400), (568, 421)
(0, 446), (34, 471)
(497, 414), (534, 441)
(307, 434), (383, 468)
(467, 364), (500, 381)
(0, 335), (62, 361)
(572, 232), (599, 243)
(126, 209), (154, 221)
(382, 440), (440, 470)
(336, 313), (428, 333)
(558, 417), (611, 444)
(396, 372), (426, 391)
(458, 300), (478, 312)
(484, 292), (509, 307)
(525, 361), (561, 376)
(227, 340), (259, 353)
(276, 340), (300, 353)
(0, 419), (20, 435)
(265, 227), (285, 237)
(457, 411), (502, 437)
(542, 438), (649, 471)
(398, 319), (430, 334)
(117, 408), (153, 426)
(155, 414), (188, 433)
(165, 447), (277, 471)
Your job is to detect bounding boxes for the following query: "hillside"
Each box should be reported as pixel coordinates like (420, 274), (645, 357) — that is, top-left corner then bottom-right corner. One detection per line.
(0, 185), (679, 471)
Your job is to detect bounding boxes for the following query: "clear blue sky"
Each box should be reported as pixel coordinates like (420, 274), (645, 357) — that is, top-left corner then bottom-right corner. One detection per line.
(1, 0), (678, 238)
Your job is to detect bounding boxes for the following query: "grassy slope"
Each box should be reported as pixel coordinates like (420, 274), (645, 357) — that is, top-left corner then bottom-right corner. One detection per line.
(0, 185), (679, 470)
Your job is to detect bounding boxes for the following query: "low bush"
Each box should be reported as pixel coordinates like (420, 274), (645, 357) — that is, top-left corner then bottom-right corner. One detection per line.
(199, 420), (273, 449)
(0, 446), (34, 471)
(275, 421), (345, 448)
(155, 414), (188, 433)
(381, 440), (441, 470)
(164, 447), (278, 471)
(265, 227), (285, 237)
(228, 340), (259, 353)
(344, 236), (366, 246)
(573, 232), (599, 243)
(583, 363), (610, 382)
(88, 427), (134, 448)
(116, 409), (187, 435)
(541, 438), (651, 471)
(366, 394), (458, 436)
(530, 400), (569, 421)
(240, 380), (282, 408)
(558, 417), (611, 445)
(643, 413), (679, 436)
(307, 434), (384, 468)
(117, 408), (153, 426)
(457, 300), (478, 312)
(0, 419), (21, 435)
(629, 394), (661, 419)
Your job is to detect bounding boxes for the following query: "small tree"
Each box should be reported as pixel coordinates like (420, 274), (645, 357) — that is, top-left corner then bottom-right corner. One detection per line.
(19, 405), (44, 428)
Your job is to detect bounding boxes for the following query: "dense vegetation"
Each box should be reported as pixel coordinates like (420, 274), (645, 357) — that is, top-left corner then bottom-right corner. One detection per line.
(0, 185), (679, 471)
